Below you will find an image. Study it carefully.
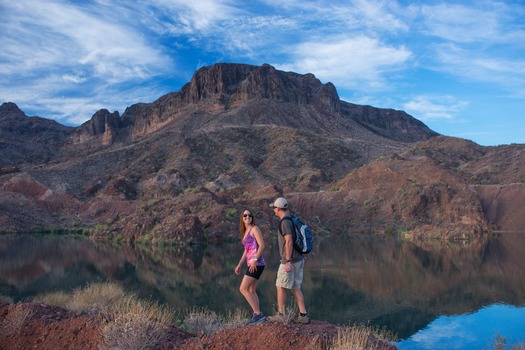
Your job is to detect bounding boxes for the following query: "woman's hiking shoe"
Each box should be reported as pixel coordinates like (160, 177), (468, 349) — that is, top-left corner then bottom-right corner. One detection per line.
(247, 312), (266, 324)
(295, 314), (310, 324)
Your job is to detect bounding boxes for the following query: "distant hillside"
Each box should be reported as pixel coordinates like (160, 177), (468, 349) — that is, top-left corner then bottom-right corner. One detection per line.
(0, 63), (523, 241)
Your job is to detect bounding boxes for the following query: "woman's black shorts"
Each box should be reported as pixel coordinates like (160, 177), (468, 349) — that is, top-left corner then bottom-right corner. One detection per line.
(245, 265), (265, 280)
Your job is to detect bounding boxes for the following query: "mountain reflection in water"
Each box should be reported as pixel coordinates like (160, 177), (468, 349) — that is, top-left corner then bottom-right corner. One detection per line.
(1, 233), (524, 345)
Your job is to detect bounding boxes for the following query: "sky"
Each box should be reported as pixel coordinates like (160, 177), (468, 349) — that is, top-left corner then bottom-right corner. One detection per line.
(1, 0), (524, 146)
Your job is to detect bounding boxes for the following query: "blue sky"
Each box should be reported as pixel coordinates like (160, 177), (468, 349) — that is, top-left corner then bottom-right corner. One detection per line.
(1, 0), (524, 146)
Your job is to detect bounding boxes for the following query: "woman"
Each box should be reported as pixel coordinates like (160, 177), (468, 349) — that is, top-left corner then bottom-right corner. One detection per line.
(234, 208), (266, 324)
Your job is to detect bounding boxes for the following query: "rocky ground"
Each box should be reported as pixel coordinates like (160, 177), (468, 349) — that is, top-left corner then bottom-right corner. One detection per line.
(0, 303), (396, 350)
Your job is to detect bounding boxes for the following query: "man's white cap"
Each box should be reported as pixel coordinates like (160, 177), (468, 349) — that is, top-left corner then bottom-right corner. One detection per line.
(269, 197), (288, 209)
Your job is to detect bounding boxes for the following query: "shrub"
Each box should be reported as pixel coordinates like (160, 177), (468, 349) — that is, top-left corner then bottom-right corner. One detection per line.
(224, 208), (237, 219)
(182, 307), (223, 335)
(0, 294), (13, 304)
(181, 306), (250, 335)
(33, 291), (71, 307)
(222, 308), (250, 329)
(68, 282), (125, 316)
(329, 325), (396, 350)
(0, 303), (34, 336)
(100, 296), (175, 350)
(267, 304), (297, 325)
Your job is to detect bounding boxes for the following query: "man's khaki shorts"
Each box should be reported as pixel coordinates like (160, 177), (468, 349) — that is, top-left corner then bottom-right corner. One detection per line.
(276, 259), (304, 289)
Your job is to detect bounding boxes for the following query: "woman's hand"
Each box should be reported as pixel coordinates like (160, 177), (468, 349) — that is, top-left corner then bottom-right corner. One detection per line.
(248, 259), (257, 273)
(235, 264), (241, 275)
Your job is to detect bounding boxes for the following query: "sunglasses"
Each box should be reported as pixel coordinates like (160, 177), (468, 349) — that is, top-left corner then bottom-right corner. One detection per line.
(243, 214), (253, 218)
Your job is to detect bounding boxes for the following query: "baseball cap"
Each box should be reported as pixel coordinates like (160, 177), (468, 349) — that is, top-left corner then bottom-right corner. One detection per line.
(269, 197), (288, 209)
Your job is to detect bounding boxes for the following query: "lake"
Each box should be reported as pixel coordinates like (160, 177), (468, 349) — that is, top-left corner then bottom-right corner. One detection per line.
(1, 232), (524, 349)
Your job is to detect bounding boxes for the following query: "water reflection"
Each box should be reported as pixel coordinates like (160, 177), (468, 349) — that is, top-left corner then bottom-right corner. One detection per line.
(397, 304), (525, 349)
(1, 233), (525, 344)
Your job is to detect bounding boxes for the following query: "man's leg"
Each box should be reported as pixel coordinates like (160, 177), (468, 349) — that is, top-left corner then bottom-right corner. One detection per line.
(290, 288), (307, 314)
(277, 285), (287, 314)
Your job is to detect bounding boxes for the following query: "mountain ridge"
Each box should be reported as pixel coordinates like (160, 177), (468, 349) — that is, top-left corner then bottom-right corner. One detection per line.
(0, 62), (523, 242)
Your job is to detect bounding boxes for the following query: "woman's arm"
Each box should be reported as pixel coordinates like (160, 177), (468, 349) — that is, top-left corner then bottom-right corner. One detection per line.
(251, 226), (265, 260)
(248, 226), (265, 272)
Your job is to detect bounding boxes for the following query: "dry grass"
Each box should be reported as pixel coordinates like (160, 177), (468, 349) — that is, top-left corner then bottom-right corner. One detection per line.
(99, 296), (175, 350)
(33, 291), (71, 307)
(182, 307), (223, 335)
(0, 294), (13, 304)
(489, 334), (525, 350)
(328, 325), (396, 350)
(0, 303), (34, 336)
(33, 282), (176, 350)
(68, 282), (125, 316)
(182, 307), (250, 335)
(222, 308), (251, 329)
(267, 303), (298, 324)
(33, 282), (125, 317)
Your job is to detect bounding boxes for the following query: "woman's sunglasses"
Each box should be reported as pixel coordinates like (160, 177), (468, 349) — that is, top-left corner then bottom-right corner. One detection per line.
(243, 214), (253, 218)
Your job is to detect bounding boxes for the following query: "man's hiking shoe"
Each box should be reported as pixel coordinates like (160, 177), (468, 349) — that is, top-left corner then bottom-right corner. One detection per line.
(247, 313), (266, 324)
(267, 312), (284, 323)
(295, 314), (310, 324)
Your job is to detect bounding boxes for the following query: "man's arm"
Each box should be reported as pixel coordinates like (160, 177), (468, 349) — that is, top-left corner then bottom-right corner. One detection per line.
(284, 229), (293, 272)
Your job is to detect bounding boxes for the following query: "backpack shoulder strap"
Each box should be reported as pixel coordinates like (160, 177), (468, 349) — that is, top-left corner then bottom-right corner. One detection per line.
(278, 216), (293, 236)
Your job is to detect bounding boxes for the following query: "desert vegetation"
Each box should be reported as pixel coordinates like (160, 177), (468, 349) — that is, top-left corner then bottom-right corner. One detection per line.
(1, 282), (523, 349)
(0, 282), (400, 349)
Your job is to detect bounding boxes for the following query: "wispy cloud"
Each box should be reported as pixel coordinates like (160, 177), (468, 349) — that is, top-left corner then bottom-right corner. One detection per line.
(278, 36), (411, 90)
(434, 44), (525, 98)
(420, 3), (504, 43)
(1, 0), (524, 146)
(403, 95), (468, 121)
(0, 0), (173, 123)
(418, 2), (525, 97)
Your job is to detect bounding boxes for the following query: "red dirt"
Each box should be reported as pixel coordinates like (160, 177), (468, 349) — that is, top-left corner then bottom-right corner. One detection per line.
(0, 303), (396, 350)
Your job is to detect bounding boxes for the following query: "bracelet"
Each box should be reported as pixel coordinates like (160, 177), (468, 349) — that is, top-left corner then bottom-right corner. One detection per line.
(252, 258), (258, 262)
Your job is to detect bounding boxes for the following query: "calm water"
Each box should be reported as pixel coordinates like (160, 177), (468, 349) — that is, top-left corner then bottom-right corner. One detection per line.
(1, 233), (524, 349)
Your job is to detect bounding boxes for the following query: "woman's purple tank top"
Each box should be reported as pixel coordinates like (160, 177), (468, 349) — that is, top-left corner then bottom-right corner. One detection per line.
(242, 227), (265, 266)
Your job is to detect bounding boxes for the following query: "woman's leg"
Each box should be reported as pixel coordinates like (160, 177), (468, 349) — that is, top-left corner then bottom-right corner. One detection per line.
(239, 275), (260, 314)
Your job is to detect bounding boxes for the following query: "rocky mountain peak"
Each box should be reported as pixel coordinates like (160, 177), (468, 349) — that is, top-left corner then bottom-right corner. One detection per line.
(185, 63), (341, 113)
(0, 102), (25, 119)
(69, 109), (120, 145)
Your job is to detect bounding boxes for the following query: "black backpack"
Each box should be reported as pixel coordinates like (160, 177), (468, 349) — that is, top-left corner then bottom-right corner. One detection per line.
(279, 215), (314, 254)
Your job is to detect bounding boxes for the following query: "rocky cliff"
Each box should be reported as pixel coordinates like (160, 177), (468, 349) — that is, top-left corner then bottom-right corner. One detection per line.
(0, 63), (522, 242)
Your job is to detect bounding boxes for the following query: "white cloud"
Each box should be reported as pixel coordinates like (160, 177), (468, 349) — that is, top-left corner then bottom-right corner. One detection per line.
(403, 95), (468, 121)
(0, 0), (174, 124)
(420, 3), (501, 44)
(0, 1), (169, 81)
(145, 0), (243, 35)
(434, 44), (525, 97)
(331, 0), (409, 33)
(278, 36), (411, 90)
(413, 1), (525, 96)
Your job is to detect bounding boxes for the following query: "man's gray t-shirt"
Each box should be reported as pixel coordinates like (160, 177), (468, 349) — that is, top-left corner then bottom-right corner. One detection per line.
(278, 214), (305, 262)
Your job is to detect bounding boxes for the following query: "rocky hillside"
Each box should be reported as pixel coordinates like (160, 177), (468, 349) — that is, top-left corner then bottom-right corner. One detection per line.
(0, 63), (523, 242)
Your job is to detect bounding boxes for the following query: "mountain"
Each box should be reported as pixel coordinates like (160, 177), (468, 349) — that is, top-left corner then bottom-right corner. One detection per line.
(0, 63), (523, 242)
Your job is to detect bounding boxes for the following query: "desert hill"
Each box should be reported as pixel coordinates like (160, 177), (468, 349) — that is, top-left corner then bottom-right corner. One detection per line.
(0, 63), (523, 241)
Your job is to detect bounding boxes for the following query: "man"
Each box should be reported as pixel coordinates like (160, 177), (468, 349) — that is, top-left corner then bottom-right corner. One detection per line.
(269, 197), (310, 324)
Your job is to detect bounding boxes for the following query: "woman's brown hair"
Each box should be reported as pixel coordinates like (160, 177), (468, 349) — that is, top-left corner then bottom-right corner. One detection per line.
(239, 209), (256, 236)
